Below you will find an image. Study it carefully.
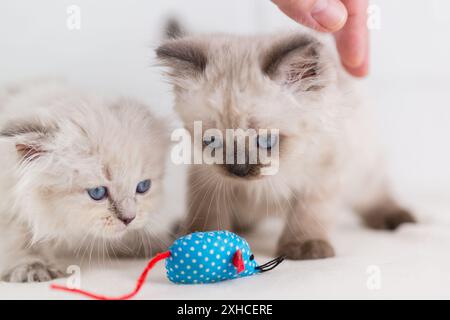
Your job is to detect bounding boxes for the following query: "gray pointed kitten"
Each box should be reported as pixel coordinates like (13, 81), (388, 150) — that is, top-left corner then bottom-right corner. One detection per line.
(0, 81), (169, 282)
(156, 30), (416, 260)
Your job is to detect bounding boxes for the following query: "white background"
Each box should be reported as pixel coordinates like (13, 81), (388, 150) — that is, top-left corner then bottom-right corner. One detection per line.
(1, 0), (450, 299)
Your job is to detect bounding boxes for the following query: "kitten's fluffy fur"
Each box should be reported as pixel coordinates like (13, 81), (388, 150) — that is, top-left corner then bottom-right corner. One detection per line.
(0, 81), (169, 282)
(157, 31), (416, 260)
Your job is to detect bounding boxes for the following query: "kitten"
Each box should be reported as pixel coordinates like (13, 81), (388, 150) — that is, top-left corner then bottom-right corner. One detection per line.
(156, 31), (416, 260)
(0, 81), (169, 282)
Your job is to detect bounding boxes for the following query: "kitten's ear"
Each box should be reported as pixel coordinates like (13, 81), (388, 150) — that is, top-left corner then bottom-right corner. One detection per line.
(262, 34), (333, 92)
(164, 17), (186, 40)
(0, 120), (56, 161)
(156, 38), (207, 79)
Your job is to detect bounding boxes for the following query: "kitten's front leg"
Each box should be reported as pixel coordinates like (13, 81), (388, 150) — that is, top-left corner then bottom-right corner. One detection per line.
(2, 251), (64, 283)
(277, 198), (335, 260)
(181, 168), (233, 234)
(1, 225), (65, 283)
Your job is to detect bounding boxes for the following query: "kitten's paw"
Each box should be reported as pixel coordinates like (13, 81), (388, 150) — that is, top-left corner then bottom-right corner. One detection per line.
(363, 207), (416, 231)
(278, 239), (335, 260)
(2, 260), (65, 283)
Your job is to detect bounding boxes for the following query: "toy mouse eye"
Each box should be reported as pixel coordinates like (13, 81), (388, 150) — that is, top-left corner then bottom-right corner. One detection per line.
(87, 186), (108, 201)
(249, 254), (254, 261)
(136, 179), (151, 194)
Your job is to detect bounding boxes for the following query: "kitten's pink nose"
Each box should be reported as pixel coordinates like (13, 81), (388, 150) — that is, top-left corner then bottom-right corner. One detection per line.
(118, 214), (135, 226)
(116, 198), (137, 226)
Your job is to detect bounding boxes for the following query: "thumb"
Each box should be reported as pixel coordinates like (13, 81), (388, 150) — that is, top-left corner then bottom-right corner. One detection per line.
(272, 0), (348, 32)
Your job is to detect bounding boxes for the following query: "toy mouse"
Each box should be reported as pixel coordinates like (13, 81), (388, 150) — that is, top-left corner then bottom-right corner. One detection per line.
(51, 230), (284, 300)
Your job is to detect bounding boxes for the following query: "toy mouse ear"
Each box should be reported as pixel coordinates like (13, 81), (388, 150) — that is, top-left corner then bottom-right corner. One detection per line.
(232, 250), (245, 274)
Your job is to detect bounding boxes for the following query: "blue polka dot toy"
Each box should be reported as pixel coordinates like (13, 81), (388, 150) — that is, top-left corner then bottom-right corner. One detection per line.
(51, 230), (284, 299)
(167, 231), (261, 284)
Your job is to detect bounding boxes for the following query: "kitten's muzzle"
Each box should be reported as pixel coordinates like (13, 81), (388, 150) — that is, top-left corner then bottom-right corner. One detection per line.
(110, 197), (137, 226)
(223, 142), (262, 178)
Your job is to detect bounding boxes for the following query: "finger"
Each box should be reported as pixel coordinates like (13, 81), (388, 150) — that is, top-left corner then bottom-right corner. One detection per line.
(334, 0), (369, 76)
(272, 0), (348, 32)
(341, 53), (369, 77)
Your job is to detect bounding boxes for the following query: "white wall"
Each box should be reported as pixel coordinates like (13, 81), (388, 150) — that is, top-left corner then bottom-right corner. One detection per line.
(0, 0), (449, 199)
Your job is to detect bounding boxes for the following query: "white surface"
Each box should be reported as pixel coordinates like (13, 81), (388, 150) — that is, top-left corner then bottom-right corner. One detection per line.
(1, 196), (450, 300)
(0, 0), (450, 299)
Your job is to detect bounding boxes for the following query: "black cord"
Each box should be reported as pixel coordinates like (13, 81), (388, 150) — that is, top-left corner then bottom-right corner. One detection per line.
(255, 256), (285, 273)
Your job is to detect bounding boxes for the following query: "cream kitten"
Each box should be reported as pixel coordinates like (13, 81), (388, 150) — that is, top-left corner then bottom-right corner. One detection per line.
(156, 31), (416, 260)
(0, 81), (169, 282)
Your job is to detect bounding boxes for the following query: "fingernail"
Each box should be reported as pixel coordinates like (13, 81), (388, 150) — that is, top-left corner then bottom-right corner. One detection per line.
(311, 0), (347, 31)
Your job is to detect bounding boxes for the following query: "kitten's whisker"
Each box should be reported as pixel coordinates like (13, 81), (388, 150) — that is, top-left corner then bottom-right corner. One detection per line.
(139, 232), (148, 258)
(218, 179), (227, 230)
(108, 240), (118, 261)
(115, 236), (133, 255)
(225, 182), (241, 229)
(75, 225), (98, 261)
(146, 215), (178, 240)
(187, 174), (218, 231)
(215, 180), (222, 230)
(145, 225), (170, 247)
(135, 231), (144, 257)
(267, 179), (299, 239)
(207, 179), (221, 231)
(148, 233), (155, 258)
(184, 172), (218, 229)
(87, 231), (99, 270)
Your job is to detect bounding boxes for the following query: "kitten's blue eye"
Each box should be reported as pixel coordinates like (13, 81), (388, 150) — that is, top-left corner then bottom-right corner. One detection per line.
(87, 186), (107, 201)
(257, 134), (278, 150)
(203, 136), (223, 148)
(136, 179), (151, 194)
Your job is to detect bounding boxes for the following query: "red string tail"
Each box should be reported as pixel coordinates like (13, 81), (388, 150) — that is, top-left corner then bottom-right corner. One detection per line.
(50, 251), (171, 300)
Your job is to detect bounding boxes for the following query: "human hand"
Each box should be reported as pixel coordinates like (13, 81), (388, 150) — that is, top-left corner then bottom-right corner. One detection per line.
(272, 0), (369, 77)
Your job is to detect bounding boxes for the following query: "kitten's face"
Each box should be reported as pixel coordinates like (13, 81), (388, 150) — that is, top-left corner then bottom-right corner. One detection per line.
(158, 33), (339, 186)
(3, 97), (168, 240)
